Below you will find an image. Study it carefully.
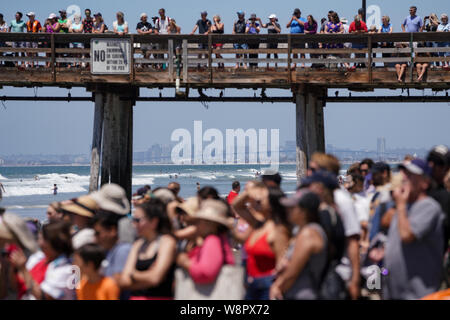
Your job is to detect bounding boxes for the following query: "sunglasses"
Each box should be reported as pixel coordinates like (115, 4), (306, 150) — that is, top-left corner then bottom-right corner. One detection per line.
(361, 169), (369, 174)
(132, 217), (142, 223)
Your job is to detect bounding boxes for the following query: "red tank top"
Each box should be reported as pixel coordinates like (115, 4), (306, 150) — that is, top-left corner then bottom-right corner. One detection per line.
(244, 232), (276, 278)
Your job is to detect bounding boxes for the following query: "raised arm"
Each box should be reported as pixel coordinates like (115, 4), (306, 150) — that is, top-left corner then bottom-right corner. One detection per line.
(190, 24), (198, 35)
(232, 190), (261, 228)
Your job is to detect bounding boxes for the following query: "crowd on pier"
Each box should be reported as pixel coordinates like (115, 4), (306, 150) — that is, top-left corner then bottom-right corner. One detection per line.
(1, 145), (449, 300)
(0, 6), (449, 75)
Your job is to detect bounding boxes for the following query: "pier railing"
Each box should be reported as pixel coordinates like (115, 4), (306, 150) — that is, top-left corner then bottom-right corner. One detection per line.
(0, 33), (449, 88)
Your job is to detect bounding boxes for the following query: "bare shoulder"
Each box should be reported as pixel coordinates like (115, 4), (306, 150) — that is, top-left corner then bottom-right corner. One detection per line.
(297, 226), (324, 253)
(160, 234), (177, 249)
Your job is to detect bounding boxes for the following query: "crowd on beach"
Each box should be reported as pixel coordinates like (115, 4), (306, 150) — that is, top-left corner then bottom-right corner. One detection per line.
(1, 145), (449, 300)
(0, 6), (449, 76)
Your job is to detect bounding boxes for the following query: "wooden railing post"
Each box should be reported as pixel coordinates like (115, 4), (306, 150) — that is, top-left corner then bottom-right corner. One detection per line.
(208, 34), (213, 84)
(168, 39), (174, 82)
(288, 34), (292, 84)
(409, 33), (414, 82)
(51, 33), (56, 82)
(130, 35), (135, 83)
(368, 35), (373, 83)
(182, 39), (188, 83)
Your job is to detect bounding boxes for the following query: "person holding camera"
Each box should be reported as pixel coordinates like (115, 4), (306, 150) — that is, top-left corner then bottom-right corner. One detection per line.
(245, 14), (261, 69)
(287, 8), (307, 69)
(260, 14), (281, 69)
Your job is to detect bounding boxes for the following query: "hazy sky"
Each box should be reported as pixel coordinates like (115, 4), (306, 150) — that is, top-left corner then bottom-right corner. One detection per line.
(0, 0), (449, 156)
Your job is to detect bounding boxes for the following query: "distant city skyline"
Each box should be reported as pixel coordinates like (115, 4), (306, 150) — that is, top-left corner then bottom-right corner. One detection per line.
(0, 0), (449, 156)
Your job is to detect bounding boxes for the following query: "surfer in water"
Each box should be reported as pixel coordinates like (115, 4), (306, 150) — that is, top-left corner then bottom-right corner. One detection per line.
(52, 184), (58, 195)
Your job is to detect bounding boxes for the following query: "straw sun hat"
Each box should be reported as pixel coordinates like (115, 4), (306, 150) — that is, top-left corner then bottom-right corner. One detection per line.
(192, 199), (233, 229)
(90, 184), (130, 215)
(175, 197), (200, 217)
(60, 195), (98, 218)
(0, 212), (39, 253)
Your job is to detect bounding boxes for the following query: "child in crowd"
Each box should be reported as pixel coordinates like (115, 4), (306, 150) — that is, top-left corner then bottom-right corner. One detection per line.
(74, 243), (120, 300)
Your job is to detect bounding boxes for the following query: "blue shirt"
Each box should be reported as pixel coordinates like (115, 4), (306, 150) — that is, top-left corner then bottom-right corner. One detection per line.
(402, 15), (423, 32)
(104, 242), (132, 277)
(381, 23), (392, 33)
(290, 17), (307, 34)
(10, 20), (26, 33)
(246, 23), (260, 34)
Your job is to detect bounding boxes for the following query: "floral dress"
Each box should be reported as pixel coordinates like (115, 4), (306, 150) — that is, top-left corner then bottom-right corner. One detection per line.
(326, 22), (344, 49)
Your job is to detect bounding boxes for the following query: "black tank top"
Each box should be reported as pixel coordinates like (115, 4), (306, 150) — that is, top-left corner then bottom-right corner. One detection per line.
(131, 237), (175, 298)
(212, 25), (224, 34)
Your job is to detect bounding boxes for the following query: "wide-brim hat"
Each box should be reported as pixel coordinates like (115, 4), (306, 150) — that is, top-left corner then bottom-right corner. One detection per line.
(60, 195), (98, 218)
(175, 197), (199, 217)
(153, 188), (176, 205)
(0, 212), (38, 253)
(90, 184), (130, 215)
(192, 199), (233, 229)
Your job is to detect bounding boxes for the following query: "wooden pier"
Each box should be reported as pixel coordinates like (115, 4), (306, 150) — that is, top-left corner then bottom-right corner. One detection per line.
(0, 33), (449, 198)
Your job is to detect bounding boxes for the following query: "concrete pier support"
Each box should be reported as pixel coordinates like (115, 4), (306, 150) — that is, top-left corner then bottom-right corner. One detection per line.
(295, 86), (326, 185)
(88, 85), (138, 201)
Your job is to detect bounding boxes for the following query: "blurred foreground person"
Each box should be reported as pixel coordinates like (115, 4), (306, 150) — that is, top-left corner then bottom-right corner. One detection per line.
(9, 221), (75, 300)
(120, 199), (176, 300)
(271, 191), (327, 300)
(384, 159), (445, 299)
(233, 182), (290, 300)
(74, 243), (120, 300)
(0, 212), (38, 299)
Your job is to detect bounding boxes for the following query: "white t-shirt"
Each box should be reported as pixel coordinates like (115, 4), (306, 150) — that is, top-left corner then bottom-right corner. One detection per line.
(334, 187), (361, 237)
(40, 255), (76, 300)
(155, 16), (170, 34)
(26, 250), (46, 271)
(0, 22), (8, 32)
(352, 192), (370, 223)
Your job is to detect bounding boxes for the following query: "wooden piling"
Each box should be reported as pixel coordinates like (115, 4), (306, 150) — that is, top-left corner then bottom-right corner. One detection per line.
(89, 92), (104, 193)
(295, 90), (308, 185)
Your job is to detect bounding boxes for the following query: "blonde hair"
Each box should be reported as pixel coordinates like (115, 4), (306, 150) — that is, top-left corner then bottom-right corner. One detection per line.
(214, 15), (221, 22)
(310, 153), (341, 176)
(382, 15), (390, 23)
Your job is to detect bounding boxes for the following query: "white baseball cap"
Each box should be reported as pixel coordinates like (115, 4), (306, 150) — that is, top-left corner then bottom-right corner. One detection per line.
(268, 14), (277, 19)
(26, 12), (36, 17)
(48, 13), (57, 19)
(140, 12), (148, 19)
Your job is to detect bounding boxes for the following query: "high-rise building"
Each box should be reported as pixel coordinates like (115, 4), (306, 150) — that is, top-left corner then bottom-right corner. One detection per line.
(377, 137), (386, 161)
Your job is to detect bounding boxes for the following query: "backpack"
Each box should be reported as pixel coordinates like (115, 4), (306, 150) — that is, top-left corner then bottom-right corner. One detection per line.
(315, 207), (349, 300)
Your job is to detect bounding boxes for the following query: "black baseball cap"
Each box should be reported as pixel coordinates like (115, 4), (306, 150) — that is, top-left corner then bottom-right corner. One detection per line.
(371, 162), (390, 174)
(94, 12), (102, 17)
(300, 170), (339, 190)
(281, 190), (321, 214)
(427, 145), (450, 167)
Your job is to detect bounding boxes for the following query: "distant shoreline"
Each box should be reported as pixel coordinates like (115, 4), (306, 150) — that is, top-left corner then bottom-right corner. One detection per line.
(0, 162), (298, 168)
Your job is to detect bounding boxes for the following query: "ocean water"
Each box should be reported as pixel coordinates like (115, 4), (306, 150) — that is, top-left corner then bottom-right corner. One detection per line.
(0, 164), (306, 222)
